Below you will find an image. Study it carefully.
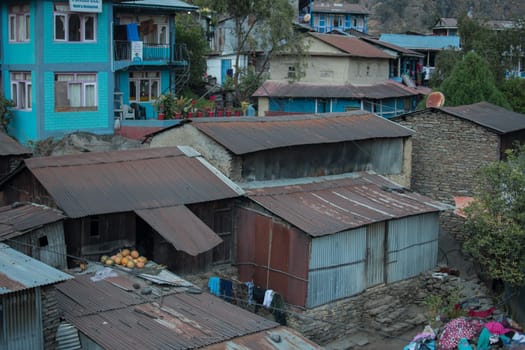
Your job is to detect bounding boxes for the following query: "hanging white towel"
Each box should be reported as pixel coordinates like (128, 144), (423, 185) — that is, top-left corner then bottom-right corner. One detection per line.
(263, 289), (274, 308)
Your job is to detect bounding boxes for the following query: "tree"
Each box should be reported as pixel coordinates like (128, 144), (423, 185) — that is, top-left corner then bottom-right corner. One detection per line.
(430, 49), (462, 87)
(500, 78), (525, 114)
(438, 51), (510, 108)
(0, 94), (15, 133)
(192, 0), (308, 105)
(464, 145), (525, 287)
(175, 14), (209, 91)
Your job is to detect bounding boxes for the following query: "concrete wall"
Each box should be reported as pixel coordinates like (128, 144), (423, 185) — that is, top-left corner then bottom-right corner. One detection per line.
(395, 110), (500, 204)
(270, 55), (389, 85)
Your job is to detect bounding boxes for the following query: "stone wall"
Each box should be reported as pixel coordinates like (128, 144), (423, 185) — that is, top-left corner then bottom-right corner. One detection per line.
(395, 110), (500, 204)
(184, 266), (496, 347)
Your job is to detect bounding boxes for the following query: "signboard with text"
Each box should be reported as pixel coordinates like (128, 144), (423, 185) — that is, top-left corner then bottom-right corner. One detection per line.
(69, 0), (102, 13)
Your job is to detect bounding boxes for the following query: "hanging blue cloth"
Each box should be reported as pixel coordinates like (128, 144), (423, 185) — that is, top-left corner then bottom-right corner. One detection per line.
(126, 23), (140, 41)
(245, 281), (254, 305)
(208, 276), (220, 296)
(220, 279), (232, 302)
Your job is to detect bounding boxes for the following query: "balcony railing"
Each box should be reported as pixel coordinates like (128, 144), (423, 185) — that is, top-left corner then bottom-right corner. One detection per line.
(114, 41), (188, 64)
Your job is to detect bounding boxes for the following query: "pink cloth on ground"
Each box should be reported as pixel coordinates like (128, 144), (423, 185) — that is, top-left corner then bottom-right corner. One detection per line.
(485, 321), (513, 335)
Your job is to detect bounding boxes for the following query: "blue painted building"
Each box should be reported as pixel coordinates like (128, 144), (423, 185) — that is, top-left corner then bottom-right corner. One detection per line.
(1, 0), (196, 144)
(299, 0), (369, 34)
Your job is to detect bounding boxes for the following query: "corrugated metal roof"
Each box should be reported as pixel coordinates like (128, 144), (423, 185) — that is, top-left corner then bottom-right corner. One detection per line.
(135, 205), (223, 256)
(379, 34), (460, 50)
(252, 80), (425, 99)
(56, 271), (285, 350)
(115, 0), (198, 11)
(0, 132), (31, 156)
(245, 172), (448, 237)
(201, 327), (323, 350)
(0, 243), (72, 294)
(0, 202), (65, 241)
(433, 18), (458, 29)
(437, 102), (525, 134)
(187, 111), (413, 155)
(311, 1), (369, 14)
(311, 33), (391, 58)
(361, 37), (425, 57)
(24, 146), (242, 218)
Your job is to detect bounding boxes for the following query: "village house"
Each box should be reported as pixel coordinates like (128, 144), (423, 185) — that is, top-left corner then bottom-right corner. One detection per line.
(432, 17), (459, 36)
(0, 243), (72, 349)
(0, 132), (31, 181)
(144, 112), (414, 187)
(55, 264), (322, 349)
(298, 0), (369, 34)
(254, 32), (425, 117)
(0, 146), (243, 274)
(1, 0), (196, 145)
(0, 202), (67, 269)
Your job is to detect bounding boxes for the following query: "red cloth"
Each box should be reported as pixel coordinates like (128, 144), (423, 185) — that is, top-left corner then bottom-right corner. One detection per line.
(468, 307), (496, 318)
(485, 321), (513, 335)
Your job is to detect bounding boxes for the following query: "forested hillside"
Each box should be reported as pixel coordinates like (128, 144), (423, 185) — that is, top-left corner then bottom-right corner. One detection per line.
(357, 0), (525, 34)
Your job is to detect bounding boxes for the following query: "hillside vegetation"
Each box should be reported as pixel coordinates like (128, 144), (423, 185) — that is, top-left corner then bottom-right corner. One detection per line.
(360, 0), (525, 34)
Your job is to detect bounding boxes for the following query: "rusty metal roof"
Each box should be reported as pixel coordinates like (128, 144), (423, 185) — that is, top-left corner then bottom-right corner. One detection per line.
(135, 205), (223, 256)
(189, 111), (413, 155)
(0, 243), (72, 294)
(24, 146), (242, 218)
(56, 270), (292, 350)
(0, 132), (31, 156)
(201, 327), (323, 350)
(437, 102), (525, 134)
(0, 202), (65, 241)
(311, 33), (391, 58)
(245, 172), (448, 237)
(252, 79), (424, 99)
(311, 1), (369, 14)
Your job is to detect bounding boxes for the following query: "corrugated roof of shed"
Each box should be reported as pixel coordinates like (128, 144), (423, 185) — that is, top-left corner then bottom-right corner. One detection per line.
(311, 33), (391, 58)
(0, 202), (65, 241)
(115, 0), (198, 11)
(24, 146), (242, 218)
(188, 111), (414, 155)
(437, 102), (525, 134)
(0, 132), (31, 156)
(0, 243), (72, 294)
(245, 172), (448, 237)
(360, 37), (425, 57)
(56, 271), (287, 350)
(252, 80), (425, 99)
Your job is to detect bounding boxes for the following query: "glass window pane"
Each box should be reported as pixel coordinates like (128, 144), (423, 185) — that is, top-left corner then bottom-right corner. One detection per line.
(55, 15), (65, 40)
(11, 84), (18, 107)
(129, 81), (137, 101)
(151, 80), (159, 99)
(85, 85), (95, 106)
(20, 82), (26, 109)
(69, 83), (82, 107)
(85, 16), (94, 40)
(69, 15), (81, 41)
(140, 80), (149, 101)
(80, 74), (96, 81)
(9, 16), (16, 41)
(25, 15), (30, 40)
(57, 74), (74, 81)
(27, 84), (32, 109)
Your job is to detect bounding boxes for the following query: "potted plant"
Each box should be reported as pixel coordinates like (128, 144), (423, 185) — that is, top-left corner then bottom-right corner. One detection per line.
(153, 92), (178, 120)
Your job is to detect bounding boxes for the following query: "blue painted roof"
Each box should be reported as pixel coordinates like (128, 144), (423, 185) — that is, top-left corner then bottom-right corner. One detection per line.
(116, 0), (198, 11)
(379, 34), (460, 50)
(0, 243), (72, 295)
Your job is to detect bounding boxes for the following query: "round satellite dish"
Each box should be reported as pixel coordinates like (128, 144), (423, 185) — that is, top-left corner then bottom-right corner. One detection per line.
(303, 13), (311, 22)
(426, 91), (445, 108)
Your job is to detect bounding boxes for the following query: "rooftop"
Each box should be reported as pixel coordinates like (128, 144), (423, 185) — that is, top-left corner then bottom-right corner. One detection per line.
(379, 34), (461, 50)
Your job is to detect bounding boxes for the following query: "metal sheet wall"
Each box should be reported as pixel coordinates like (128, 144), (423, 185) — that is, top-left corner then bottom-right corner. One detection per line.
(307, 227), (366, 308)
(2, 288), (43, 350)
(386, 213), (439, 283)
(366, 222), (385, 287)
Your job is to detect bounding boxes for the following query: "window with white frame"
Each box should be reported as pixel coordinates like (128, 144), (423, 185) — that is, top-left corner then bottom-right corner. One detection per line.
(129, 72), (160, 102)
(10, 72), (32, 110)
(8, 4), (30, 42)
(55, 73), (97, 111)
(54, 3), (96, 42)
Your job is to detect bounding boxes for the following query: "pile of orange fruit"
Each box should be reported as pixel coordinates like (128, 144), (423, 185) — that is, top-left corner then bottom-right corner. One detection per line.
(100, 248), (148, 269)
